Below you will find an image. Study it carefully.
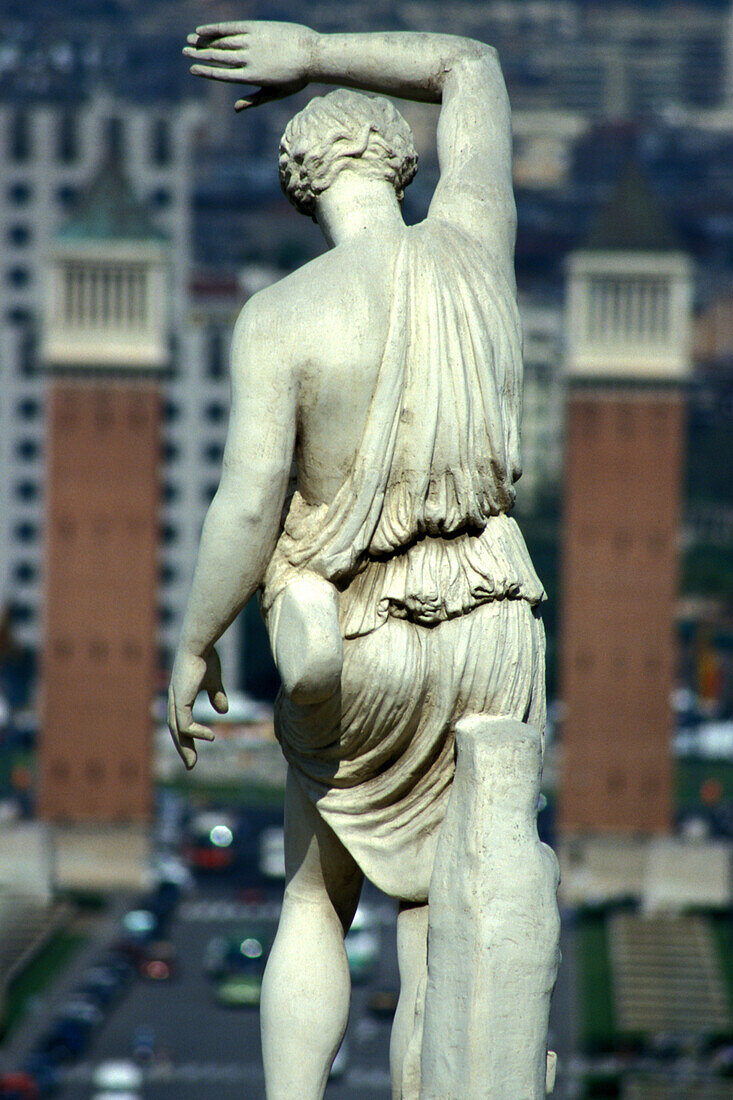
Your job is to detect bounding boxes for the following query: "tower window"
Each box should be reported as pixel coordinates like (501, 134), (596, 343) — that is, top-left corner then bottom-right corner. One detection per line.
(51, 759), (70, 780)
(55, 515), (76, 539)
(104, 116), (124, 160)
(129, 398), (150, 430)
(11, 602), (33, 623)
(607, 771), (625, 794)
(15, 480), (38, 502)
(16, 438), (39, 461)
(8, 182), (31, 204)
(17, 397), (39, 419)
(14, 561), (36, 583)
(20, 325), (37, 375)
(204, 442), (224, 463)
(7, 267), (30, 289)
(57, 185), (79, 208)
(205, 401), (226, 422)
(8, 225), (31, 247)
(85, 760), (104, 782)
(89, 638), (109, 663)
(56, 111), (78, 163)
(14, 522), (37, 542)
(123, 639), (142, 662)
(94, 393), (113, 430)
(150, 118), (172, 166)
(8, 110), (30, 162)
(53, 639), (73, 660)
(207, 328), (227, 379)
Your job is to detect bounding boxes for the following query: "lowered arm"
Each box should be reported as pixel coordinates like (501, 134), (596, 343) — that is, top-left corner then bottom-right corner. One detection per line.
(168, 300), (297, 767)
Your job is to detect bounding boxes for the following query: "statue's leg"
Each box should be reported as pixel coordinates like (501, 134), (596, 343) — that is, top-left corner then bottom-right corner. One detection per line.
(260, 769), (363, 1100)
(390, 902), (428, 1100)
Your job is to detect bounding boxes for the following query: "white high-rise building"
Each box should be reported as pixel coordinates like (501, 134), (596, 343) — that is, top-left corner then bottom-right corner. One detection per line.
(516, 297), (565, 513)
(0, 92), (248, 690)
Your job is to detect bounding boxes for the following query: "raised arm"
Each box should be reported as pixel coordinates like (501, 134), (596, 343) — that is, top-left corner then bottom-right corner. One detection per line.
(168, 299), (297, 768)
(185, 24), (513, 258)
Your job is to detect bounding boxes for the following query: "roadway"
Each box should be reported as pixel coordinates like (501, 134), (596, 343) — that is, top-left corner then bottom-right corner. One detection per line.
(2, 805), (578, 1100)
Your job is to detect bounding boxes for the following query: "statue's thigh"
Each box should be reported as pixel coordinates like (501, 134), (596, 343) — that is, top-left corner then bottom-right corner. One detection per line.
(283, 769), (363, 929)
(452, 600), (545, 725)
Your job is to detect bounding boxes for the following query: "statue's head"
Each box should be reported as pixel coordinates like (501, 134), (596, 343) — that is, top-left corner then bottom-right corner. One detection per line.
(279, 89), (418, 220)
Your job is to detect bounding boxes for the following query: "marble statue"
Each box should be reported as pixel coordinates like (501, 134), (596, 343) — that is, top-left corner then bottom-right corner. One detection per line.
(169, 20), (560, 1099)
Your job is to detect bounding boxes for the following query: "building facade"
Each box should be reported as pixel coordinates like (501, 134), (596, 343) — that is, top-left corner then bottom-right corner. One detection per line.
(0, 93), (244, 692)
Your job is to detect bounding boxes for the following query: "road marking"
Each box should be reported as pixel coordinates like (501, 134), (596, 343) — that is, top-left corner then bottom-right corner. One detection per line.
(178, 899), (282, 922)
(60, 1061), (265, 1083)
(61, 1061), (391, 1086)
(178, 899), (398, 925)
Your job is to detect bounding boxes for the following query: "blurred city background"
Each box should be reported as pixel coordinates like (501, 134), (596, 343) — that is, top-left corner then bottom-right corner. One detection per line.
(0, 0), (732, 1097)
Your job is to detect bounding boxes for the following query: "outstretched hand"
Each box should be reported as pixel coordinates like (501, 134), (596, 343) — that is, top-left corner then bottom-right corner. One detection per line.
(184, 20), (317, 110)
(168, 646), (228, 770)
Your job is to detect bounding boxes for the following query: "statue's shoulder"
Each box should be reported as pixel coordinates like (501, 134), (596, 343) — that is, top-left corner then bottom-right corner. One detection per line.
(243, 241), (391, 335)
(232, 243), (389, 379)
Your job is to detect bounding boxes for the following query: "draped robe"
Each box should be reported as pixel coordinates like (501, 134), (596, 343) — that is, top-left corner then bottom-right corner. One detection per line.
(263, 219), (545, 900)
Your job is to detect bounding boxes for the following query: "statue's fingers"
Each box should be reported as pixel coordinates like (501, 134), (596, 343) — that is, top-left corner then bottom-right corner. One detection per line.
(177, 734), (197, 770)
(179, 719), (216, 743)
(196, 22), (250, 37)
(167, 694), (197, 769)
(198, 35), (248, 50)
(234, 88), (280, 111)
(183, 47), (246, 65)
(208, 687), (229, 715)
(190, 64), (248, 82)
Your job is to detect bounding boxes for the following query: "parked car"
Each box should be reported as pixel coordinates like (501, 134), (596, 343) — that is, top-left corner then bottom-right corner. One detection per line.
(215, 972), (264, 1007)
(139, 940), (176, 981)
(0, 1072), (40, 1099)
(131, 1025), (156, 1064)
(184, 811), (238, 871)
(258, 827), (285, 879)
(204, 929), (269, 980)
(207, 927), (271, 1007)
(345, 902), (380, 983)
(91, 1060), (143, 1092)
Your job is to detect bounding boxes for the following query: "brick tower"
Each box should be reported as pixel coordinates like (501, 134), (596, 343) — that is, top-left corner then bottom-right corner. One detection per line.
(559, 165), (693, 835)
(38, 160), (169, 822)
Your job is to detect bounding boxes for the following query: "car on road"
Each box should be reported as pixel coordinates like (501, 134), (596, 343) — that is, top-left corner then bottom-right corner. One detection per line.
(0, 1072), (40, 1099)
(345, 901), (381, 983)
(185, 810), (238, 871)
(92, 1094), (142, 1100)
(139, 940), (177, 981)
(258, 826), (285, 879)
(204, 928), (270, 979)
(91, 1060), (143, 1092)
(215, 971), (264, 1007)
(207, 927), (272, 1006)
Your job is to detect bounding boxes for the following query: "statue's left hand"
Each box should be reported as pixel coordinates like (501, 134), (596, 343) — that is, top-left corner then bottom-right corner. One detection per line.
(183, 21), (318, 110)
(167, 646), (228, 770)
